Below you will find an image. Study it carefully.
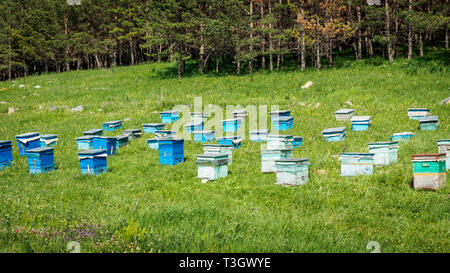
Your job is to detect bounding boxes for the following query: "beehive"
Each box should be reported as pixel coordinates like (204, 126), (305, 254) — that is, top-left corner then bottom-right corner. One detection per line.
(160, 110), (179, 124)
(155, 130), (176, 138)
(437, 139), (450, 170)
(321, 127), (346, 142)
(411, 153), (446, 190)
(250, 129), (269, 142)
(293, 136), (303, 148)
(158, 138), (184, 165)
(272, 116), (294, 131)
(185, 120), (204, 134)
(351, 116), (371, 131)
(123, 129), (142, 140)
(261, 148), (292, 173)
(83, 129), (103, 136)
(217, 136), (241, 149)
(368, 141), (399, 166)
(115, 135), (129, 149)
(232, 110), (248, 119)
(103, 120), (122, 132)
(270, 110), (290, 122)
(193, 130), (215, 143)
(16, 132), (41, 156)
(266, 135), (293, 149)
(390, 132), (415, 142)
(203, 144), (233, 165)
(334, 109), (355, 121)
(40, 134), (58, 147)
(147, 138), (159, 150)
(26, 147), (55, 174)
(142, 123), (165, 134)
(408, 108), (430, 120)
(0, 140), (13, 170)
(222, 119), (242, 132)
(76, 136), (94, 150)
(190, 112), (209, 123)
(78, 149), (108, 175)
(274, 158), (310, 186)
(418, 116), (438, 131)
(93, 136), (117, 156)
(339, 153), (375, 176)
(195, 153), (229, 180)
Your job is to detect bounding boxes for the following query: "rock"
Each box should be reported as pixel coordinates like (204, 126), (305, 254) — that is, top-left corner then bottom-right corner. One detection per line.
(0, 101), (7, 104)
(124, 118), (130, 122)
(98, 108), (102, 112)
(50, 105), (68, 111)
(301, 81), (313, 89)
(440, 97), (450, 105)
(49, 106), (57, 111)
(315, 103), (320, 108)
(299, 102), (306, 106)
(201, 179), (209, 184)
(70, 105), (84, 112)
(318, 169), (328, 175)
(39, 105), (44, 110)
(34, 85), (41, 89)
(8, 107), (14, 114)
(19, 84), (25, 88)
(345, 101), (353, 106)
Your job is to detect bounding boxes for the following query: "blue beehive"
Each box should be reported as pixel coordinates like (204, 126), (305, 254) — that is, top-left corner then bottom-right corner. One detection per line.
(408, 108), (430, 120)
(270, 110), (290, 122)
(368, 141), (399, 166)
(390, 132), (415, 142)
(185, 120), (204, 134)
(293, 136), (303, 148)
(103, 120), (122, 132)
(193, 130), (215, 143)
(190, 112), (209, 123)
(83, 129), (103, 136)
(0, 140), (13, 170)
(412, 153), (446, 190)
(160, 110), (179, 124)
(321, 127), (346, 142)
(26, 147), (55, 174)
(418, 116), (438, 131)
(76, 136), (94, 150)
(93, 136), (117, 156)
(143, 123), (165, 134)
(339, 153), (375, 176)
(78, 149), (108, 175)
(123, 129), (142, 140)
(250, 129), (269, 142)
(40, 134), (58, 147)
(147, 138), (159, 150)
(195, 153), (229, 181)
(155, 130), (176, 138)
(115, 135), (129, 149)
(334, 109), (355, 121)
(218, 136), (241, 149)
(222, 119), (242, 132)
(16, 132), (41, 156)
(203, 144), (233, 165)
(274, 158), (310, 186)
(437, 139), (450, 170)
(158, 138), (184, 165)
(351, 116), (371, 131)
(272, 116), (294, 131)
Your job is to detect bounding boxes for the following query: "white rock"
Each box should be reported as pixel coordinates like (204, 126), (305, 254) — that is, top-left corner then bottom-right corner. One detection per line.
(19, 85), (25, 88)
(8, 107), (14, 114)
(70, 105), (84, 112)
(34, 85), (41, 89)
(0, 101), (7, 104)
(201, 179), (209, 184)
(440, 97), (450, 105)
(124, 118), (130, 122)
(301, 81), (313, 89)
(345, 101), (353, 106)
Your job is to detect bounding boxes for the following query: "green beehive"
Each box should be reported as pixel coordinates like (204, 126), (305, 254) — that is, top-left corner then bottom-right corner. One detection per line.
(195, 153), (229, 181)
(274, 158), (310, 186)
(411, 153), (446, 190)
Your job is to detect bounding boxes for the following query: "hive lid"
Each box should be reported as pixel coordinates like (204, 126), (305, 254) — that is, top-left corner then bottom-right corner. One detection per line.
(155, 130), (175, 134)
(16, 132), (40, 138)
(40, 134), (57, 138)
(115, 135), (129, 140)
(219, 136), (241, 140)
(0, 140), (12, 147)
(83, 129), (103, 134)
(197, 153), (228, 159)
(293, 136), (303, 140)
(203, 144), (233, 148)
(267, 134), (293, 138)
(93, 136), (116, 140)
(190, 112), (209, 116)
(158, 138), (183, 142)
(195, 158), (228, 165)
(270, 110), (290, 115)
(185, 120), (203, 126)
(222, 118), (241, 122)
(193, 130), (214, 134)
(123, 129), (141, 133)
(321, 127), (346, 134)
(391, 132), (415, 136)
(275, 158), (309, 163)
(334, 108), (355, 114)
(418, 116), (438, 122)
(351, 116), (371, 122)
(411, 153), (446, 161)
(408, 108), (429, 111)
(368, 141), (398, 145)
(76, 136), (94, 140)
(250, 129), (269, 134)
(26, 147), (54, 153)
(78, 149), (107, 156)
(143, 123), (165, 127)
(437, 139), (450, 143)
(272, 116), (294, 121)
(261, 148), (292, 153)
(103, 120), (122, 125)
(160, 110), (178, 114)
(340, 152), (374, 159)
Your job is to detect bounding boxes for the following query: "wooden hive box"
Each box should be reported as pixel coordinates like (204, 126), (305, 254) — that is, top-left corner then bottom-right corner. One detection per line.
(217, 136), (241, 149)
(158, 138), (184, 165)
(274, 158), (310, 186)
(142, 123), (165, 134)
(411, 153), (446, 190)
(368, 141), (399, 166)
(155, 130), (176, 139)
(321, 127), (346, 142)
(93, 136), (117, 156)
(203, 144), (233, 165)
(76, 136), (94, 150)
(266, 134), (293, 149)
(195, 153), (229, 180)
(270, 110), (290, 122)
(293, 136), (303, 149)
(408, 108), (430, 120)
(160, 110), (179, 124)
(40, 134), (58, 147)
(123, 129), (142, 140)
(334, 109), (355, 121)
(351, 116), (371, 131)
(339, 153), (375, 176)
(78, 149), (108, 175)
(250, 129), (269, 142)
(232, 110), (248, 119)
(193, 130), (215, 143)
(190, 112), (209, 123)
(272, 116), (294, 131)
(222, 119), (242, 132)
(260, 148), (292, 173)
(0, 140), (13, 170)
(16, 132), (41, 156)
(185, 120), (204, 134)
(437, 139), (450, 170)
(26, 147), (55, 174)
(390, 132), (415, 142)
(115, 135), (129, 149)
(103, 120), (122, 132)
(418, 116), (438, 131)
(83, 129), (103, 136)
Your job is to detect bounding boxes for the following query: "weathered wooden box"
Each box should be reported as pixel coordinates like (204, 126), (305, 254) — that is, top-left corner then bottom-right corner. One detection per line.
(160, 110), (179, 124)
(412, 153), (446, 190)
(418, 116), (438, 131)
(270, 110), (290, 122)
(193, 130), (215, 143)
(408, 108), (430, 120)
(155, 130), (176, 138)
(78, 149), (108, 175)
(185, 120), (204, 134)
(83, 129), (103, 136)
(147, 138), (159, 150)
(103, 120), (122, 132)
(261, 148), (292, 173)
(351, 116), (371, 131)
(339, 153), (375, 176)
(321, 127), (346, 142)
(437, 139), (450, 170)
(0, 140), (13, 170)
(158, 138), (184, 165)
(93, 136), (117, 156)
(266, 134), (293, 149)
(115, 135), (129, 149)
(272, 116), (294, 131)
(76, 136), (94, 150)
(232, 110), (248, 119)
(26, 147), (55, 174)
(390, 132), (415, 142)
(334, 109), (355, 121)
(368, 141), (399, 166)
(16, 132), (41, 156)
(195, 153), (229, 180)
(293, 136), (303, 148)
(190, 112), (209, 123)
(203, 144), (233, 165)
(274, 158), (310, 186)
(250, 129), (269, 142)
(218, 136), (241, 149)
(39, 134), (58, 147)
(123, 129), (142, 140)
(222, 119), (242, 132)
(142, 123), (165, 134)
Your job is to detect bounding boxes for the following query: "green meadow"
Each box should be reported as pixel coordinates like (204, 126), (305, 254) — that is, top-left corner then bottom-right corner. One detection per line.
(0, 52), (449, 253)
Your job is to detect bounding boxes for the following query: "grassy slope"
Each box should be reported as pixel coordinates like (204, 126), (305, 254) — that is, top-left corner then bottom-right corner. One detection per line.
(0, 53), (449, 253)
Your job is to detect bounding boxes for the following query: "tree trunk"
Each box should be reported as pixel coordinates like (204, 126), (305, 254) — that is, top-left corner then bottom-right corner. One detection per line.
(316, 43), (321, 71)
(357, 5), (362, 60)
(408, 0), (413, 59)
(95, 51), (102, 69)
(215, 54), (219, 74)
(419, 33), (424, 57)
(301, 34), (306, 71)
(445, 23), (448, 50)
(129, 38), (134, 65)
(260, 1), (265, 70)
(199, 23), (205, 73)
(158, 44), (162, 63)
(328, 40), (333, 67)
(268, 0), (273, 71)
(276, 0), (282, 70)
(177, 58), (182, 78)
(249, 0), (253, 74)
(386, 0), (394, 62)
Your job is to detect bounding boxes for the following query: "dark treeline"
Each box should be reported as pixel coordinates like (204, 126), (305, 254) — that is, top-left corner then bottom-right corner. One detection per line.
(0, 0), (448, 80)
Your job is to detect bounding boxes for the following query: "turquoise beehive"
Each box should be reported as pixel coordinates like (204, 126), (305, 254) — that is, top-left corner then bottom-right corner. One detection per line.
(261, 148), (292, 173)
(190, 112), (209, 123)
(195, 153), (229, 181)
(115, 135), (129, 149)
(185, 120), (204, 134)
(217, 136), (241, 149)
(250, 129), (269, 142)
(411, 153), (446, 190)
(103, 120), (122, 132)
(321, 127), (346, 142)
(83, 129), (103, 136)
(193, 130), (215, 143)
(368, 141), (399, 166)
(274, 158), (310, 186)
(293, 136), (303, 148)
(78, 149), (108, 175)
(351, 116), (371, 131)
(40, 134), (58, 147)
(418, 116), (438, 131)
(16, 132), (41, 156)
(26, 147), (55, 174)
(92, 136), (117, 156)
(408, 108), (430, 120)
(203, 144), (233, 165)
(270, 110), (290, 122)
(222, 119), (242, 132)
(158, 138), (184, 165)
(160, 110), (179, 124)
(0, 140), (13, 170)
(142, 123), (165, 134)
(155, 130), (176, 138)
(123, 129), (142, 140)
(272, 116), (294, 131)
(390, 132), (415, 142)
(266, 135), (293, 149)
(339, 153), (375, 176)
(76, 136), (94, 150)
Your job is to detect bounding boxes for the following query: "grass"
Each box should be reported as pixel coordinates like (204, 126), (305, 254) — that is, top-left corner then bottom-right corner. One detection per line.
(0, 50), (449, 253)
